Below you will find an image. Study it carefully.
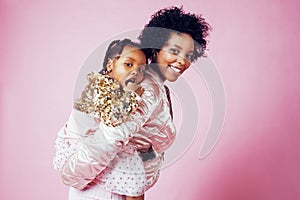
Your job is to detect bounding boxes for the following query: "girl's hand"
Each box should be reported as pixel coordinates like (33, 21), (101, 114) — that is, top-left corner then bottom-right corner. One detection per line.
(123, 82), (139, 92)
(123, 82), (144, 97)
(134, 87), (144, 97)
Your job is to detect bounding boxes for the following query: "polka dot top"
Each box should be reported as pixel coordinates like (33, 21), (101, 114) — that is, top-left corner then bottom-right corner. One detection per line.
(96, 150), (147, 196)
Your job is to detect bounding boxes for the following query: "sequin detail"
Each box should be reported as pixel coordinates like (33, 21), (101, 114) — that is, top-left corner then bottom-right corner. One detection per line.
(74, 72), (139, 127)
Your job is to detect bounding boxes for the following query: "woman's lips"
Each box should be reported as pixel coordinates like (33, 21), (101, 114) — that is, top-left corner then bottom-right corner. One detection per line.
(169, 65), (183, 73)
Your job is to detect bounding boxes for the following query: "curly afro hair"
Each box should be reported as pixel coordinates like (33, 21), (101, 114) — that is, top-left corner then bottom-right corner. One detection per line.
(139, 6), (211, 62)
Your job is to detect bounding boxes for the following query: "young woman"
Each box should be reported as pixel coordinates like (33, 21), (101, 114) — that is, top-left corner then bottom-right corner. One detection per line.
(137, 4), (211, 193)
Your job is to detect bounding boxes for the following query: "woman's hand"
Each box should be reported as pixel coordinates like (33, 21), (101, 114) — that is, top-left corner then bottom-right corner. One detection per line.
(128, 137), (152, 153)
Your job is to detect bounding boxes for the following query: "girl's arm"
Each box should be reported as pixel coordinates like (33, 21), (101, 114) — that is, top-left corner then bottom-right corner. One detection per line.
(54, 81), (158, 190)
(55, 109), (132, 189)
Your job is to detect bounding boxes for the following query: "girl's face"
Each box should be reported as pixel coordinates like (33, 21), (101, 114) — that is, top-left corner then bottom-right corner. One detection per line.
(155, 32), (194, 82)
(107, 46), (146, 88)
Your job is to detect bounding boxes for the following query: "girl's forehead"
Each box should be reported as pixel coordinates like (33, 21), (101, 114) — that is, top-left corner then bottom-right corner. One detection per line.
(118, 46), (146, 62)
(120, 46), (143, 56)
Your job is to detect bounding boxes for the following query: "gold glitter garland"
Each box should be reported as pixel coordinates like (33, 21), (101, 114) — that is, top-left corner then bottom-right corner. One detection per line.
(74, 72), (139, 127)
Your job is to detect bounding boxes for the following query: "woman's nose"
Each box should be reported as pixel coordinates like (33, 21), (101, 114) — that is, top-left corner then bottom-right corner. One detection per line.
(177, 55), (186, 66)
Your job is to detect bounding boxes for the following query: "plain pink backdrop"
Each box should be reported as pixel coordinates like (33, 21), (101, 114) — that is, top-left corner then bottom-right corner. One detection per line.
(1, 0), (300, 200)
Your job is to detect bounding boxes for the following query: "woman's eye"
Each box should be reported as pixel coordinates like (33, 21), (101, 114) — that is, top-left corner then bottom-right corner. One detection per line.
(186, 54), (193, 62)
(170, 48), (179, 54)
(139, 67), (145, 73)
(125, 62), (133, 67)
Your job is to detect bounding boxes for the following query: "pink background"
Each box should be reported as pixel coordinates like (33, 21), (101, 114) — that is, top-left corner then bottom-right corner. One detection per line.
(1, 0), (300, 199)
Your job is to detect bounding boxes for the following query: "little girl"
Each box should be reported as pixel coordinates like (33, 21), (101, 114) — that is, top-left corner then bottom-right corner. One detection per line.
(54, 39), (148, 200)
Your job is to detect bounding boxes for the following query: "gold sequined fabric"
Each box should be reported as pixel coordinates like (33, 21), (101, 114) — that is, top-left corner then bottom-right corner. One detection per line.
(74, 72), (139, 127)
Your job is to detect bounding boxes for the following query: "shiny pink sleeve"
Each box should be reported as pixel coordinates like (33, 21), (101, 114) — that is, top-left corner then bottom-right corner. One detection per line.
(54, 109), (134, 189)
(133, 78), (176, 154)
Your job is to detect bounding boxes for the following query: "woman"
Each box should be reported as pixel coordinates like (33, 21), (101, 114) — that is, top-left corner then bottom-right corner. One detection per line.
(137, 5), (211, 195)
(54, 6), (211, 200)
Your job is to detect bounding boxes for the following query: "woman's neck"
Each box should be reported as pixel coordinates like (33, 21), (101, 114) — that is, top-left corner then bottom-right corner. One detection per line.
(152, 64), (166, 83)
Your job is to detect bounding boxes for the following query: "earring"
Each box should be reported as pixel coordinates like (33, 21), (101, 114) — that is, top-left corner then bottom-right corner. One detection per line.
(105, 69), (112, 74)
(152, 51), (158, 61)
(105, 58), (113, 74)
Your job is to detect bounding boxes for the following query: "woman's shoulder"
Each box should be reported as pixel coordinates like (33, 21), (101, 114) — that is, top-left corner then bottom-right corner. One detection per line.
(141, 69), (164, 95)
(140, 76), (163, 103)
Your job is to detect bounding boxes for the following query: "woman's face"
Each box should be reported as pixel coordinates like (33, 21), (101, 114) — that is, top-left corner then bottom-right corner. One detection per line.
(155, 32), (194, 82)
